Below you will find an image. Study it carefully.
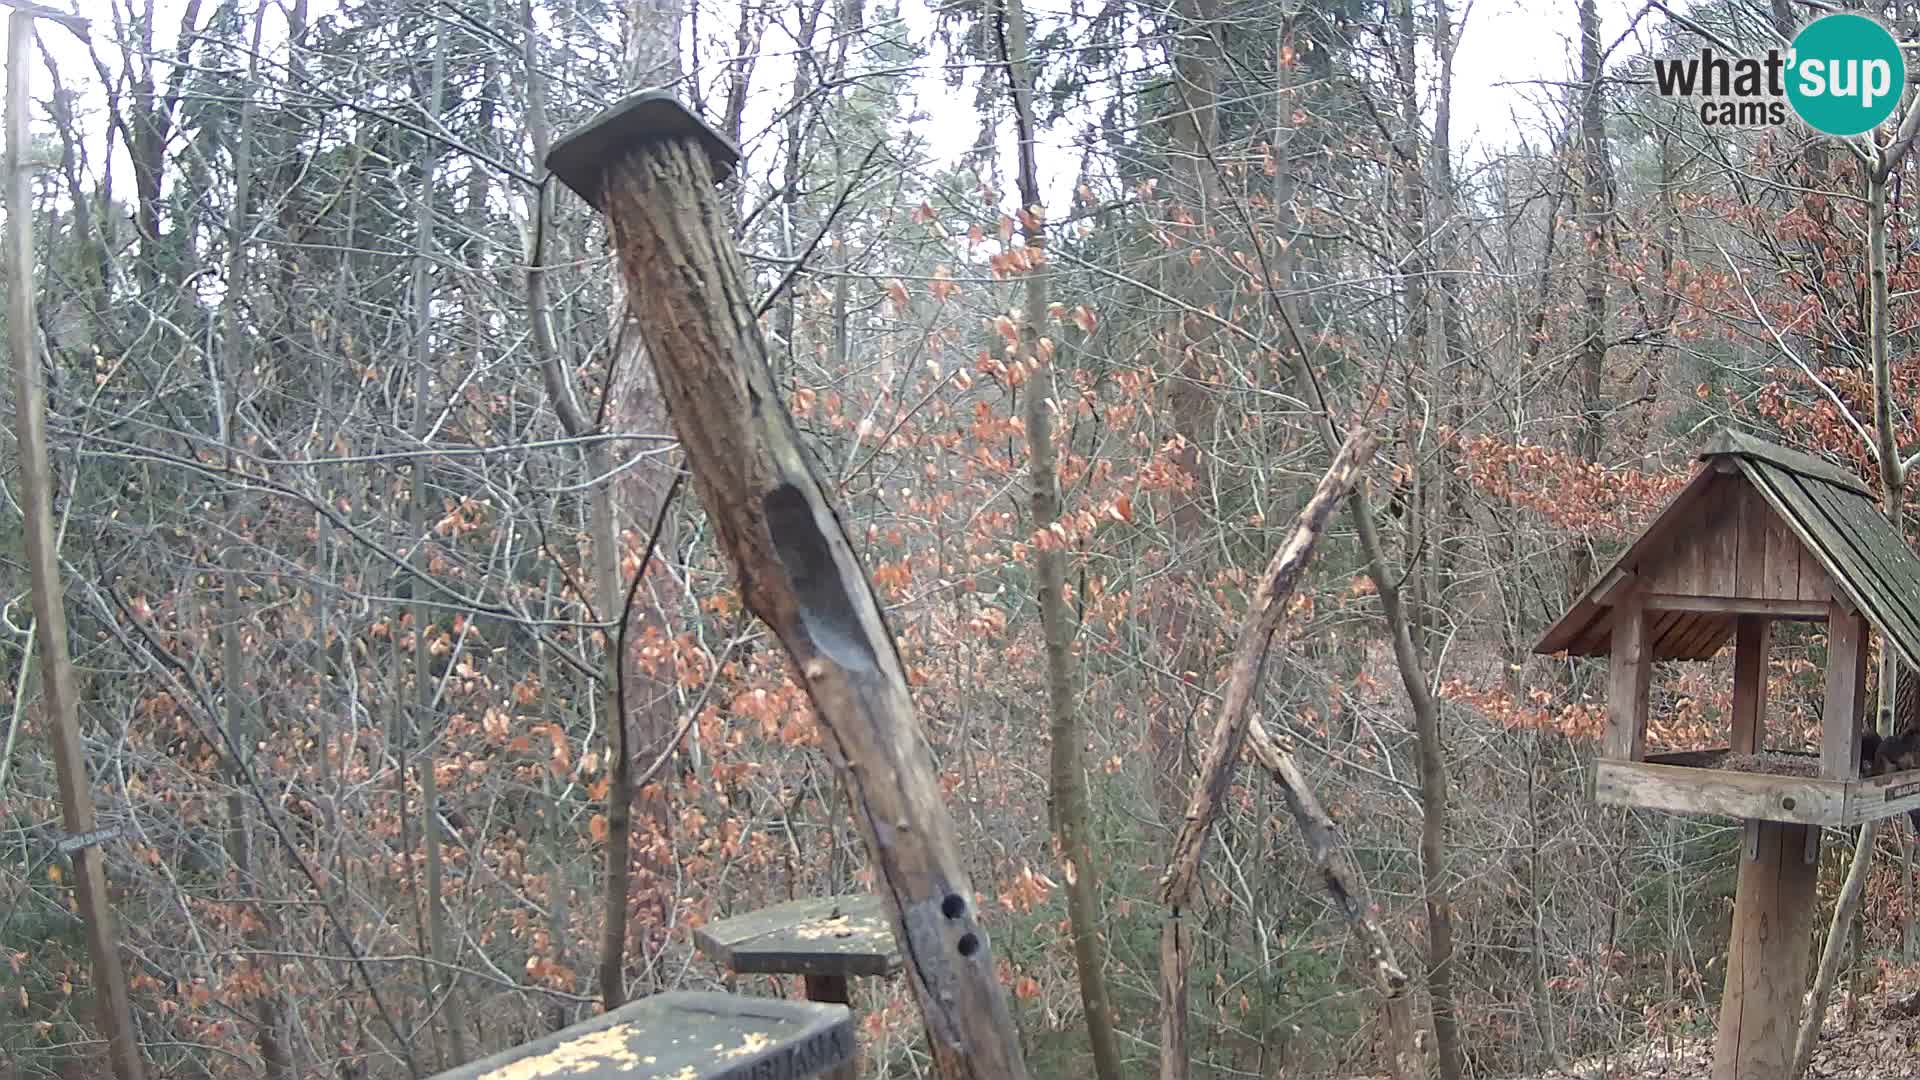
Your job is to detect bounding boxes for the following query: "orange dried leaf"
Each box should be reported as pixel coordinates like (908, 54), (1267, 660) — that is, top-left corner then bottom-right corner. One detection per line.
(931, 266), (958, 301)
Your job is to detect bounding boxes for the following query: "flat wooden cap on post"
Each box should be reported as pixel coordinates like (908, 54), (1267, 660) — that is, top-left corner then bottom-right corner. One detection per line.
(546, 90), (740, 209)
(694, 896), (903, 1080)
(547, 97), (1031, 1079)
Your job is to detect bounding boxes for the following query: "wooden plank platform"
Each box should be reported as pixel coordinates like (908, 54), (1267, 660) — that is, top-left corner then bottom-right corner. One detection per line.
(693, 895), (901, 979)
(1853, 767), (1920, 825)
(429, 991), (853, 1080)
(1595, 750), (1920, 826)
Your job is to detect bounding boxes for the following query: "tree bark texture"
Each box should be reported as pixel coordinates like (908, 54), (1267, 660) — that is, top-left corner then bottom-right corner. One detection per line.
(216, 9), (289, 1072)
(7, 12), (146, 1079)
(990, 0), (1121, 1068)
(583, 136), (1031, 1080)
(996, 0), (1123, 1072)
(1571, 0), (1614, 600)
(1156, 430), (1377, 1080)
(1150, 0), (1226, 824)
(410, 31), (469, 1064)
(603, 0), (687, 997)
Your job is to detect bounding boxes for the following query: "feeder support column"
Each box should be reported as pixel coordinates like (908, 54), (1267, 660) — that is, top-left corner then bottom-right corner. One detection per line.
(545, 93), (1031, 1080)
(1712, 820), (1817, 1080)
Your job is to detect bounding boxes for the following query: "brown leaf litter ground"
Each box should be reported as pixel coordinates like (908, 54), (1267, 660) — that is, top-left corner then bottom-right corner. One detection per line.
(1509, 983), (1920, 1079)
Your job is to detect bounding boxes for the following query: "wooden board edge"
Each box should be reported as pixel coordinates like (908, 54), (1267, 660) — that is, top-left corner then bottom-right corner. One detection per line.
(1707, 430), (1874, 496)
(726, 954), (903, 978)
(690, 926), (737, 967)
(1594, 759), (1844, 825)
(1844, 768), (1920, 824)
(425, 992), (853, 1080)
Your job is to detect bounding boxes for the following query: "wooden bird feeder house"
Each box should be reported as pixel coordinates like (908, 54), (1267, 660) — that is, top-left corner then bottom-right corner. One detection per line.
(1535, 429), (1920, 1079)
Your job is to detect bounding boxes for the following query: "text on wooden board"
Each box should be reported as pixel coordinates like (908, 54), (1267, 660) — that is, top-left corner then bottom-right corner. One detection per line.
(723, 1024), (853, 1080)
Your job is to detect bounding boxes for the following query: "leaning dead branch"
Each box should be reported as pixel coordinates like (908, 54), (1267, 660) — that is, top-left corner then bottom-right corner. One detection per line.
(1156, 429), (1379, 1080)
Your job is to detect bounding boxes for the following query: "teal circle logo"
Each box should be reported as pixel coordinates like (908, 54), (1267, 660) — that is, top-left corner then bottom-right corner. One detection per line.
(1787, 13), (1905, 136)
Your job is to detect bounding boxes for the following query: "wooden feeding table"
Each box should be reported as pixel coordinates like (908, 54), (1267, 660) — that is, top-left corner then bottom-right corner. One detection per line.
(694, 896), (902, 1080)
(1536, 430), (1920, 1080)
(1598, 748), (1920, 828)
(427, 991), (853, 1080)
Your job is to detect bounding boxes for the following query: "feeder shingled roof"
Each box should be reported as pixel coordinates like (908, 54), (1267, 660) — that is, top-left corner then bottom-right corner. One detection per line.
(1534, 429), (1920, 671)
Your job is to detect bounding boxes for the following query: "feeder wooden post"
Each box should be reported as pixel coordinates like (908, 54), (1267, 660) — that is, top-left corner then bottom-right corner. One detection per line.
(1712, 594), (1831, 1080)
(1821, 604), (1868, 779)
(692, 895), (902, 1080)
(1538, 432), (1920, 1077)
(1604, 594), (1649, 761)
(1730, 616), (1768, 755)
(1713, 821), (1818, 1080)
(545, 93), (1030, 1079)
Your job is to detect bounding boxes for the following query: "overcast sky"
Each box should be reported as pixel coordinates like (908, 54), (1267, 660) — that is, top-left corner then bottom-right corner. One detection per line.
(1452, 0), (1648, 154)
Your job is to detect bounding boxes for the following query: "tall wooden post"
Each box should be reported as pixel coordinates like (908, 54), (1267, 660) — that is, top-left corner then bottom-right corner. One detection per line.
(1604, 594), (1649, 761)
(1820, 607), (1868, 779)
(1712, 821), (1818, 1080)
(545, 92), (1030, 1079)
(6, 10), (145, 1080)
(1729, 616), (1769, 757)
(1712, 607), (1854, 1080)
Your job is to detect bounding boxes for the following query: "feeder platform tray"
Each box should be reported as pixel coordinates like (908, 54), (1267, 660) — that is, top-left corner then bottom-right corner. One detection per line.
(428, 991), (853, 1080)
(693, 895), (901, 980)
(1596, 748), (1920, 825)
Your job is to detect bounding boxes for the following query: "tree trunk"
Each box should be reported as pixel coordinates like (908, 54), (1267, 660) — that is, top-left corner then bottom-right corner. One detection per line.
(216, 10), (289, 1073)
(1152, 0), (1224, 826)
(7, 13), (146, 1080)
(997, 1), (1123, 1074)
(772, 0), (828, 379)
(1390, 0), (1433, 656)
(599, 2), (689, 999)
(409, 30), (468, 1065)
(1425, 0), (1467, 666)
(524, 0), (680, 1005)
(1571, 0), (1613, 598)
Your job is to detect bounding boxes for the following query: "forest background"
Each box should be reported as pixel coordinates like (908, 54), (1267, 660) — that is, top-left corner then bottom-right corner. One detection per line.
(1, 0), (1909, 1076)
